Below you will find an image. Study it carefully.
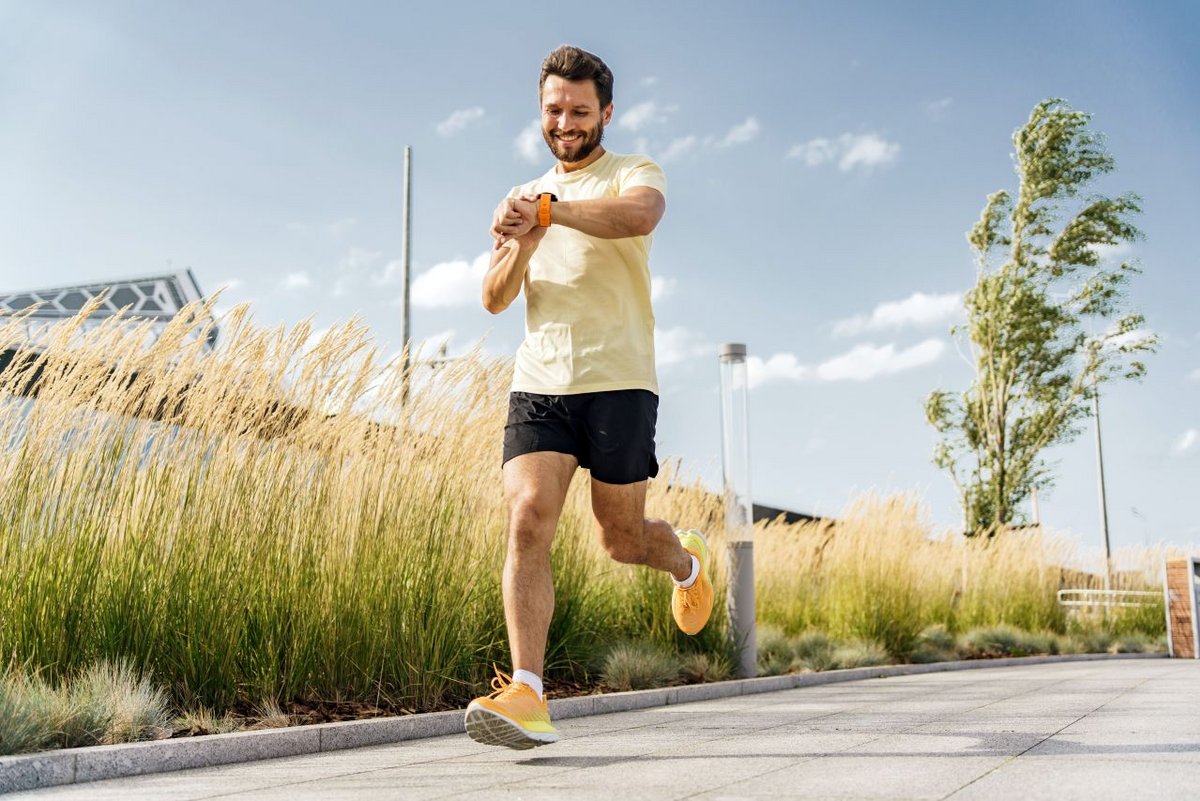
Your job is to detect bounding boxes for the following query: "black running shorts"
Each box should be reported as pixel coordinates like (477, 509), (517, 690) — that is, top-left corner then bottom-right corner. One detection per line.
(502, 390), (660, 485)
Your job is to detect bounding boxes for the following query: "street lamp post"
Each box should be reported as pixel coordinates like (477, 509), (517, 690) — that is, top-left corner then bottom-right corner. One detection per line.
(719, 343), (756, 678)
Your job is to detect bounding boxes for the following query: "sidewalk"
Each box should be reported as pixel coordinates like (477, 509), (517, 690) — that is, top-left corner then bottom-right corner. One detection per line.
(10, 659), (1199, 800)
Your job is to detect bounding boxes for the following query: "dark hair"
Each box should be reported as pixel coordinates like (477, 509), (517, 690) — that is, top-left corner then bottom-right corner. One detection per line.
(539, 45), (614, 108)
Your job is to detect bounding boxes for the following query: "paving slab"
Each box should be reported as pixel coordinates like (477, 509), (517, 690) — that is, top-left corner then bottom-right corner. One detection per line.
(6, 659), (1197, 800)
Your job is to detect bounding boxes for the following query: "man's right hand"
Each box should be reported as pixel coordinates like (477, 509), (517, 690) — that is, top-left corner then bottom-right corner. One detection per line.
(491, 195), (540, 242)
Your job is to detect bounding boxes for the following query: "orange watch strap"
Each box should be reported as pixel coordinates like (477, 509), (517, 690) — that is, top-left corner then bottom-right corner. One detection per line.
(538, 193), (552, 227)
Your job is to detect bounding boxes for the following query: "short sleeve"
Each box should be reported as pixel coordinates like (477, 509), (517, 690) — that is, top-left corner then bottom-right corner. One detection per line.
(619, 156), (666, 198)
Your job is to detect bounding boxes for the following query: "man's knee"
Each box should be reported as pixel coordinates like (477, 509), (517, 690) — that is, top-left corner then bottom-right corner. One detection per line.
(596, 520), (645, 564)
(507, 492), (557, 552)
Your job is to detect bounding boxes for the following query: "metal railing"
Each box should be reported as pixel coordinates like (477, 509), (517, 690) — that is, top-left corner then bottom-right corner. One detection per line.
(1056, 589), (1160, 609)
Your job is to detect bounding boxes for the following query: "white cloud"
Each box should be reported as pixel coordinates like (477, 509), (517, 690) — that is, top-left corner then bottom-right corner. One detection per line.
(659, 135), (698, 163)
(514, 120), (543, 164)
(641, 76), (659, 86)
(1188, 368), (1200, 382)
(923, 98), (953, 118)
(1174, 429), (1198, 454)
(436, 106), (485, 137)
(833, 291), (962, 337)
(282, 271), (311, 290)
(373, 259), (402, 286)
(719, 116), (760, 147)
(655, 326), (710, 367)
(327, 217), (357, 237)
(748, 338), (946, 388)
(748, 353), (811, 388)
(839, 133), (900, 171)
(215, 278), (242, 291)
(331, 247), (384, 296)
(619, 100), (668, 131)
(338, 247), (382, 273)
(788, 137), (837, 167)
(1105, 326), (1156, 352)
(787, 132), (900, 172)
(411, 252), (489, 308)
(1088, 241), (1134, 263)
(816, 339), (945, 381)
(650, 275), (677, 302)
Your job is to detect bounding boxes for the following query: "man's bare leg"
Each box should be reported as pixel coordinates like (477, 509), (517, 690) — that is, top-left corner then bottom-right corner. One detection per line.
(590, 478), (693, 580)
(502, 451), (578, 678)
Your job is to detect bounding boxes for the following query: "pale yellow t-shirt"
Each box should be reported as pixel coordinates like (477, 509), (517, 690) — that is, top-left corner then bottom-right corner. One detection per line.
(509, 151), (666, 395)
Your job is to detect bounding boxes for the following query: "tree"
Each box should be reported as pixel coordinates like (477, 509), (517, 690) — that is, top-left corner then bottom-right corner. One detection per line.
(926, 99), (1156, 535)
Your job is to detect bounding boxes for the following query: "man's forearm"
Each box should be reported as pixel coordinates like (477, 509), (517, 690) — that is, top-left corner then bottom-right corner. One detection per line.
(552, 195), (660, 239)
(481, 234), (540, 314)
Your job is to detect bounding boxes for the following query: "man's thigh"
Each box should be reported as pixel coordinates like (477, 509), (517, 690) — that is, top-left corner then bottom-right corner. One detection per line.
(503, 451), (579, 534)
(590, 476), (648, 533)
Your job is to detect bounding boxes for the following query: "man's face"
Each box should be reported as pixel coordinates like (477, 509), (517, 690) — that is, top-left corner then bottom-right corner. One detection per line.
(540, 75), (613, 164)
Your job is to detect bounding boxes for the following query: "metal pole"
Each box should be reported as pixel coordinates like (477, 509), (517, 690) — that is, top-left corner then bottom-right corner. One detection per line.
(400, 145), (413, 405)
(1030, 485), (1040, 527)
(718, 343), (756, 678)
(1093, 385), (1112, 591)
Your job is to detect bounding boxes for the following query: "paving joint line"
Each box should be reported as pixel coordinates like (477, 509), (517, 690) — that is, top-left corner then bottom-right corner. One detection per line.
(691, 664), (1080, 800)
(938, 665), (1162, 800)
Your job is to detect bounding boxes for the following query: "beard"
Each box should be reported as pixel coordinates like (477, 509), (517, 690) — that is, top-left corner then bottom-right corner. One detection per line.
(543, 119), (605, 163)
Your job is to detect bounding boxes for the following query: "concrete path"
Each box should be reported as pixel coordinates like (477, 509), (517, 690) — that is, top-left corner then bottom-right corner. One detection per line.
(12, 659), (1199, 800)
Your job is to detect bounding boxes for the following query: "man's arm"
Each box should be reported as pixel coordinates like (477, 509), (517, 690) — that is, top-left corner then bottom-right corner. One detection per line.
(481, 227), (545, 314)
(496, 187), (666, 241)
(553, 187), (665, 238)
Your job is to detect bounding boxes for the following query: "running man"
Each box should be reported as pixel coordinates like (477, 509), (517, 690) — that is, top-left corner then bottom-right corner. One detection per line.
(464, 45), (713, 750)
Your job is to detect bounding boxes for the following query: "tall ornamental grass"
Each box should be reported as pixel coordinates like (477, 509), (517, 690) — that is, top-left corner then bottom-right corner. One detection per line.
(0, 302), (726, 712)
(755, 494), (1167, 656)
(0, 302), (1166, 721)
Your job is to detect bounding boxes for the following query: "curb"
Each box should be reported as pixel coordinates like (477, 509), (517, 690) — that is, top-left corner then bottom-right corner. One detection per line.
(0, 652), (1166, 794)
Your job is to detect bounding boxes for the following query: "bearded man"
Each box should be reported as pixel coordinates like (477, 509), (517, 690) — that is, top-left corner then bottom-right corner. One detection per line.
(464, 44), (713, 750)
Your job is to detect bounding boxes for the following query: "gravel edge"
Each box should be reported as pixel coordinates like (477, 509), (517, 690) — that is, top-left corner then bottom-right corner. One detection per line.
(0, 652), (1166, 793)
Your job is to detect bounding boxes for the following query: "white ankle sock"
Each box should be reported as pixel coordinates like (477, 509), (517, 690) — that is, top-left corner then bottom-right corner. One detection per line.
(673, 554), (700, 589)
(512, 669), (544, 700)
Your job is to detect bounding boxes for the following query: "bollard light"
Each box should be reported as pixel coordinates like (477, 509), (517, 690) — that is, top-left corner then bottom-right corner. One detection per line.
(719, 343), (757, 677)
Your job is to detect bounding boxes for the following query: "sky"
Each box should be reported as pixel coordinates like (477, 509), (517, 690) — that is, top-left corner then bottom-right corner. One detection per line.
(2, 0), (1198, 556)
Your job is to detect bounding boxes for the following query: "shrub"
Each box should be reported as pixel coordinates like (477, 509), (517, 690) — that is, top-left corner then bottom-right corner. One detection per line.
(756, 624), (795, 676)
(830, 639), (889, 669)
(1108, 633), (1149, 654)
(678, 652), (731, 684)
(959, 625), (1023, 657)
(907, 624), (959, 664)
(789, 631), (836, 672)
(1072, 630), (1114, 654)
(599, 641), (680, 692)
(0, 675), (53, 755)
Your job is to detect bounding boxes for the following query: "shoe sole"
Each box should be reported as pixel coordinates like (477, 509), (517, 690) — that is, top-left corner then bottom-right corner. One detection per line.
(464, 705), (559, 750)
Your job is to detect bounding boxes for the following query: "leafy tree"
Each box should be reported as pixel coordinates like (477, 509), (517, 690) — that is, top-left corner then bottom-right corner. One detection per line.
(926, 99), (1156, 535)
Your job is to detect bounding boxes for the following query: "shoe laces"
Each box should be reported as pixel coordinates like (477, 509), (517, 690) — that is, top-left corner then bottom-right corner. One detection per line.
(487, 668), (537, 703)
(679, 583), (701, 610)
(484, 668), (548, 722)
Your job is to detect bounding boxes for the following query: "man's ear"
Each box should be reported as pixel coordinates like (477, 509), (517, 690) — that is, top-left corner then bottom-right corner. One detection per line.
(602, 103), (614, 126)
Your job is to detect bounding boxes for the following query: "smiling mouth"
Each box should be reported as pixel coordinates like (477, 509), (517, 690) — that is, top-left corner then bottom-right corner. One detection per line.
(555, 132), (583, 143)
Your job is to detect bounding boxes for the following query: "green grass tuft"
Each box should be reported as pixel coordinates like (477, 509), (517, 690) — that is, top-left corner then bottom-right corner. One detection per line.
(830, 639), (890, 669)
(599, 641), (681, 692)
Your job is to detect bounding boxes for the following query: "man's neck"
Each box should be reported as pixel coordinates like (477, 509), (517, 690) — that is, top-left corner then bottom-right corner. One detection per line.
(556, 146), (606, 174)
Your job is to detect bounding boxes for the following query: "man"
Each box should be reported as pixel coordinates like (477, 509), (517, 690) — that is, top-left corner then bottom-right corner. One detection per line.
(464, 45), (713, 750)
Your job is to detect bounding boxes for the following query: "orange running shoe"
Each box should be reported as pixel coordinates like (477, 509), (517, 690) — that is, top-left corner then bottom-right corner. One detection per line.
(464, 669), (559, 749)
(672, 529), (713, 635)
